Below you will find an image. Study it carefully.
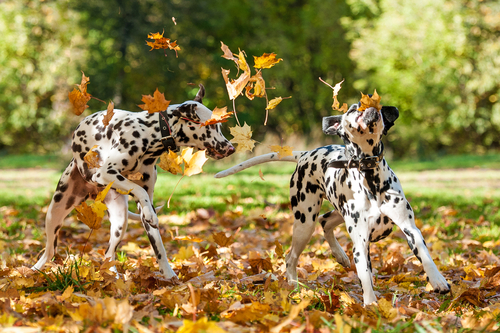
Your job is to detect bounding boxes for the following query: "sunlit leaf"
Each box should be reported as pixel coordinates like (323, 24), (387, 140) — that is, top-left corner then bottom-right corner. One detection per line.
(269, 144), (294, 159)
(229, 123), (256, 153)
(254, 53), (283, 69)
(138, 88), (171, 113)
(200, 106), (233, 126)
(102, 101), (115, 127)
(359, 89), (382, 112)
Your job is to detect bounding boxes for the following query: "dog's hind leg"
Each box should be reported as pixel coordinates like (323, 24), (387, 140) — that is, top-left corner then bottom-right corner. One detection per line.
(32, 160), (91, 272)
(319, 210), (350, 268)
(103, 190), (128, 276)
(380, 192), (450, 295)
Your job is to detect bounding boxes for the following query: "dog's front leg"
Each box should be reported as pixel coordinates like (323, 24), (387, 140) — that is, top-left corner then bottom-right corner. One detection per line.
(345, 215), (378, 305)
(380, 191), (450, 294)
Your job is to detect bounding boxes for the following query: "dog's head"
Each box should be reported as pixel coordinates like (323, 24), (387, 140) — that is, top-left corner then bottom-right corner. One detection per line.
(169, 85), (235, 159)
(322, 103), (399, 155)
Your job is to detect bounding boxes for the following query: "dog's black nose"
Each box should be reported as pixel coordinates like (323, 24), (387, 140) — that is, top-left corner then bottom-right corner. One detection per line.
(362, 107), (380, 124)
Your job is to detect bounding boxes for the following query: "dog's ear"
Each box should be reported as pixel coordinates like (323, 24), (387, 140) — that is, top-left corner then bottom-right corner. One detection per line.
(193, 84), (205, 103)
(381, 106), (399, 135)
(322, 115), (343, 136)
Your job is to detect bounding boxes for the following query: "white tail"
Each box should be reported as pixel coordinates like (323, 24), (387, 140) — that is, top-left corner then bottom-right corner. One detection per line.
(214, 151), (305, 178)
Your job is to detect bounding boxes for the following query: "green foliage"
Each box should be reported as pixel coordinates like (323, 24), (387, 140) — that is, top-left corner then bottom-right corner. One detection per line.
(31, 260), (90, 293)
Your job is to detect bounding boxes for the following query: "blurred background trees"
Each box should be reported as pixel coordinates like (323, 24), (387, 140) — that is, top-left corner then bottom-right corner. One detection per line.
(0, 0), (498, 158)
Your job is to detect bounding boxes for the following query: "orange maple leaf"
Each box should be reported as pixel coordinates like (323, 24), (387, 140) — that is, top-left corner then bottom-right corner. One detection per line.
(269, 144), (294, 159)
(68, 72), (92, 116)
(146, 31), (180, 57)
(254, 53), (283, 69)
(158, 150), (183, 175)
(138, 88), (171, 113)
(102, 101), (115, 127)
(229, 123), (256, 153)
(83, 145), (100, 169)
(75, 202), (102, 230)
(359, 89), (382, 112)
(200, 106), (233, 127)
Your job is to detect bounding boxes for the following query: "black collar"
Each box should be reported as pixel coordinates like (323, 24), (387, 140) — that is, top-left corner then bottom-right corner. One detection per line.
(328, 143), (384, 170)
(159, 111), (178, 152)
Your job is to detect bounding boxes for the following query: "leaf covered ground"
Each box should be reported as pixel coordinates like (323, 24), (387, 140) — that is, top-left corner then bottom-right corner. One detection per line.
(1, 166), (500, 332)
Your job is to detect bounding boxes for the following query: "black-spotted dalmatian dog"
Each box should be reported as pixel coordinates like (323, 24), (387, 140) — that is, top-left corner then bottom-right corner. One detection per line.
(33, 85), (235, 279)
(216, 103), (450, 304)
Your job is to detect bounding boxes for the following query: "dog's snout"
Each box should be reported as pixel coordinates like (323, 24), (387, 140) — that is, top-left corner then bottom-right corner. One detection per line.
(227, 145), (235, 156)
(362, 107), (380, 124)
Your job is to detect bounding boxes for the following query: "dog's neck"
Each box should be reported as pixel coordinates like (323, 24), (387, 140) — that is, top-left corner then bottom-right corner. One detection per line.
(343, 136), (384, 160)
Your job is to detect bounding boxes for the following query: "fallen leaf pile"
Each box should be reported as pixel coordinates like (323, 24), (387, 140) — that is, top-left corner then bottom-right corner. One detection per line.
(2, 197), (500, 332)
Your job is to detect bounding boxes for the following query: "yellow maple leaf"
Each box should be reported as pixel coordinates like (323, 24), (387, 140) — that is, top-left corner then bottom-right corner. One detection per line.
(254, 52), (283, 69)
(75, 202), (102, 230)
(377, 298), (398, 320)
(178, 317), (227, 333)
(57, 285), (74, 302)
(138, 88), (171, 113)
(173, 246), (195, 261)
(158, 150), (183, 175)
(127, 172), (143, 181)
(102, 101), (115, 127)
(95, 182), (114, 203)
(359, 89), (382, 112)
(266, 96), (291, 110)
(229, 123), (256, 153)
(183, 149), (208, 177)
(115, 188), (132, 195)
(68, 71), (92, 116)
(269, 144), (294, 159)
(83, 145), (100, 169)
(245, 71), (266, 100)
(200, 106), (233, 126)
(274, 240), (284, 258)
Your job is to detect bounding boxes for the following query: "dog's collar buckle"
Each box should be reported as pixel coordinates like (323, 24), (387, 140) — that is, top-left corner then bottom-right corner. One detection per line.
(159, 111), (178, 152)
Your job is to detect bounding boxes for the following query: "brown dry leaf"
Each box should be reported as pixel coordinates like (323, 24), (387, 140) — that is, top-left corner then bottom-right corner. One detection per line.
(220, 41), (239, 67)
(259, 169), (265, 181)
(68, 72), (92, 115)
(269, 144), (294, 159)
(146, 31), (180, 56)
(102, 101), (115, 127)
(270, 299), (310, 333)
(221, 68), (251, 100)
(320, 78), (349, 113)
(254, 53), (283, 69)
(138, 88), (171, 113)
(359, 89), (382, 112)
(200, 106), (233, 127)
(212, 231), (234, 247)
(158, 150), (183, 175)
(248, 251), (273, 273)
(127, 172), (143, 181)
(320, 291), (341, 314)
(274, 240), (284, 259)
(229, 123), (256, 153)
(75, 202), (102, 230)
(83, 145), (100, 169)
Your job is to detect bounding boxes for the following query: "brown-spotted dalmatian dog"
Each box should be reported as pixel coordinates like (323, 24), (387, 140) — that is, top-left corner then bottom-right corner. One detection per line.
(216, 103), (450, 304)
(33, 85), (235, 279)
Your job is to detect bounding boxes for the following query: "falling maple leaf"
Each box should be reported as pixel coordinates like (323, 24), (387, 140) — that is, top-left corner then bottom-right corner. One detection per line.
(146, 31), (180, 57)
(220, 41), (239, 67)
(245, 71), (266, 100)
(259, 169), (265, 181)
(138, 88), (171, 113)
(212, 231), (234, 247)
(254, 53), (283, 69)
(75, 182), (114, 230)
(229, 123), (256, 153)
(320, 77), (349, 113)
(102, 101), (115, 127)
(359, 89), (382, 112)
(269, 144), (294, 159)
(200, 106), (233, 127)
(68, 72), (92, 115)
(182, 148), (208, 177)
(266, 97), (283, 110)
(221, 68), (251, 101)
(83, 145), (100, 169)
(158, 150), (183, 175)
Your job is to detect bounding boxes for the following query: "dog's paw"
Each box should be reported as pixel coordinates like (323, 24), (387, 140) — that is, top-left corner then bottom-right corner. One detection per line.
(334, 250), (351, 269)
(430, 274), (451, 294)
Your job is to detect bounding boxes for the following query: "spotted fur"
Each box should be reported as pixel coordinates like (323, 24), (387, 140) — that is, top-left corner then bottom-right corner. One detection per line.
(216, 104), (450, 304)
(33, 85), (235, 279)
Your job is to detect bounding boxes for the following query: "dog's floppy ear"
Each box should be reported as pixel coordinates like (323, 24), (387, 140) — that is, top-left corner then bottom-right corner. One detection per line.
(193, 84), (205, 103)
(322, 115), (343, 136)
(381, 106), (399, 135)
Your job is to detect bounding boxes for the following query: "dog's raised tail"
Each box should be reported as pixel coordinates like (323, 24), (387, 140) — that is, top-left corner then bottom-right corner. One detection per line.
(214, 151), (305, 178)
